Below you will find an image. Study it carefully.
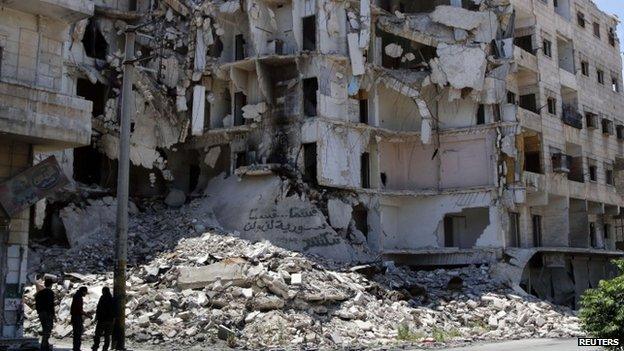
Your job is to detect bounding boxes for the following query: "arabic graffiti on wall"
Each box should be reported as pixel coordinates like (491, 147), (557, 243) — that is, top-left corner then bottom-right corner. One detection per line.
(242, 205), (341, 251)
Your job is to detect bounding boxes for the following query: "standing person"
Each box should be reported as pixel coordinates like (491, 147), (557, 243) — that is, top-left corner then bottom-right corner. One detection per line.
(91, 287), (114, 351)
(34, 278), (55, 351)
(71, 287), (89, 351)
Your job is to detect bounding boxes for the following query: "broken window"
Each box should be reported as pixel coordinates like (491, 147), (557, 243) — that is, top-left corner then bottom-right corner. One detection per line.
(532, 215), (543, 247)
(593, 22), (601, 38)
(476, 105), (485, 125)
(302, 16), (316, 51)
(590, 222), (597, 248)
(597, 69), (605, 84)
(586, 112), (599, 128)
(608, 27), (616, 47)
(542, 39), (552, 58)
(523, 134), (542, 174)
(602, 118), (614, 135)
(353, 204), (368, 239)
(552, 152), (570, 173)
(577, 11), (586, 27)
(303, 77), (318, 117)
(606, 163), (614, 185)
(361, 152), (370, 189)
(514, 35), (534, 54)
(519, 94), (538, 113)
(617, 125), (624, 140)
(509, 212), (520, 247)
(233, 92), (246, 126)
(604, 223), (611, 242)
(302, 143), (317, 184)
(0, 46), (3, 76)
(588, 161), (597, 181)
(235, 34), (245, 60)
(612, 77), (620, 93)
(83, 19), (108, 60)
(547, 97), (557, 115)
(507, 91), (517, 104)
(357, 90), (369, 124)
(581, 61), (589, 76)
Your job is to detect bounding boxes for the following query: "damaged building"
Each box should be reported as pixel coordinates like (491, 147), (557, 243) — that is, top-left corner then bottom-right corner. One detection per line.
(2, 0), (624, 343)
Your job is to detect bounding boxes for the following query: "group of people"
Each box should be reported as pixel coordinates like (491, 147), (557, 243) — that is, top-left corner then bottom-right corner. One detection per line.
(34, 278), (116, 351)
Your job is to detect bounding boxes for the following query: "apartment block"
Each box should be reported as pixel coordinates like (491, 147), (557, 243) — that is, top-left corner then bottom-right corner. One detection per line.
(18, 0), (624, 321)
(0, 0), (93, 339)
(511, 0), (624, 306)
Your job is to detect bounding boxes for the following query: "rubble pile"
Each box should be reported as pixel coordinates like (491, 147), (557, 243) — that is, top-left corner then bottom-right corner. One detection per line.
(25, 202), (582, 349)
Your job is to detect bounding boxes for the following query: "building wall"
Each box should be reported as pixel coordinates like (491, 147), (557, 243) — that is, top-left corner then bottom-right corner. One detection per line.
(0, 7), (68, 92)
(0, 141), (31, 338)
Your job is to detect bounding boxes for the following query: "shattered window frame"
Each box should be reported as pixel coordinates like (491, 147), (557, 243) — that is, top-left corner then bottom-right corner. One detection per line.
(577, 11), (586, 28)
(547, 97), (557, 115)
(542, 39), (553, 58)
(581, 60), (589, 76)
(597, 69), (605, 84)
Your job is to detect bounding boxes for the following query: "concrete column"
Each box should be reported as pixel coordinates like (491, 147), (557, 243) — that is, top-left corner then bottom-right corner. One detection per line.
(0, 141), (31, 338)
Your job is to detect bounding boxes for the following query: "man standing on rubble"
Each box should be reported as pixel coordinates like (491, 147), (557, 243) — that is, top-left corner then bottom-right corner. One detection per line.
(92, 287), (115, 351)
(71, 286), (89, 351)
(35, 278), (55, 351)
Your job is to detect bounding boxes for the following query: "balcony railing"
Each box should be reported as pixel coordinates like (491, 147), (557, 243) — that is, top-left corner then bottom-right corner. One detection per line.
(562, 104), (583, 129)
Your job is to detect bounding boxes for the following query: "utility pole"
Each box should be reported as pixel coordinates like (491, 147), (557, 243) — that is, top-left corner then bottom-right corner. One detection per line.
(114, 28), (135, 351)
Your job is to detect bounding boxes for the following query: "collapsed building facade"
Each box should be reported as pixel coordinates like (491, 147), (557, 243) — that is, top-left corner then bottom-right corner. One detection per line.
(1, 0), (624, 343)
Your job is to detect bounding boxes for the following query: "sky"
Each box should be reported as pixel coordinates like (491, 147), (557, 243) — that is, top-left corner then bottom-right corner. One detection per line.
(594, 0), (624, 52)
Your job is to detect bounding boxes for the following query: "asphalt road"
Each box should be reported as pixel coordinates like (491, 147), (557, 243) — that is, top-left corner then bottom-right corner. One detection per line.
(45, 338), (598, 351)
(440, 338), (601, 351)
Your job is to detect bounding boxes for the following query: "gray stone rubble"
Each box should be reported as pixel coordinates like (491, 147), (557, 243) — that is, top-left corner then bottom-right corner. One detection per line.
(25, 200), (582, 349)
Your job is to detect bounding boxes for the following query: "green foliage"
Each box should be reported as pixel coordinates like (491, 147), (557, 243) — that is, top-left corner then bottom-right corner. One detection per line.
(396, 323), (424, 341)
(579, 260), (624, 350)
(431, 327), (461, 342)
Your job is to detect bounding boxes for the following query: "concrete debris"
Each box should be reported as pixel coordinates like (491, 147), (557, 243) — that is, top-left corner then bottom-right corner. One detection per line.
(435, 44), (487, 90)
(203, 147), (221, 168)
(59, 197), (138, 248)
(384, 43), (403, 58)
(327, 199), (352, 230)
(164, 189), (186, 208)
(241, 102), (268, 122)
(25, 200), (582, 348)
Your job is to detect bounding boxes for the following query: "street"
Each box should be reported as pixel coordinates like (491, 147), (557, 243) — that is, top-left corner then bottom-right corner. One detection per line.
(439, 338), (601, 351)
(42, 338), (597, 351)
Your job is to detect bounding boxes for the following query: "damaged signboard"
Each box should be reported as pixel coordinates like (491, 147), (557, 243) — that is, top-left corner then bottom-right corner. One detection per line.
(0, 156), (69, 217)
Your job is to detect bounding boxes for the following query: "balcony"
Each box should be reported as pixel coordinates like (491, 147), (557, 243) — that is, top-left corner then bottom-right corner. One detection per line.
(0, 79), (92, 148)
(3, 0), (93, 22)
(562, 104), (583, 129)
(514, 46), (538, 72)
(518, 107), (541, 130)
(559, 68), (578, 90)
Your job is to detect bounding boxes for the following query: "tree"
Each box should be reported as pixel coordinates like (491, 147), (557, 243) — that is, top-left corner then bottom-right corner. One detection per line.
(579, 259), (624, 350)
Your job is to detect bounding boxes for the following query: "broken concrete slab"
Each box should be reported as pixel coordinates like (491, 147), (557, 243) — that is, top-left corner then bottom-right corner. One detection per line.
(328, 199), (352, 229)
(177, 258), (248, 290)
(435, 44), (487, 90)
